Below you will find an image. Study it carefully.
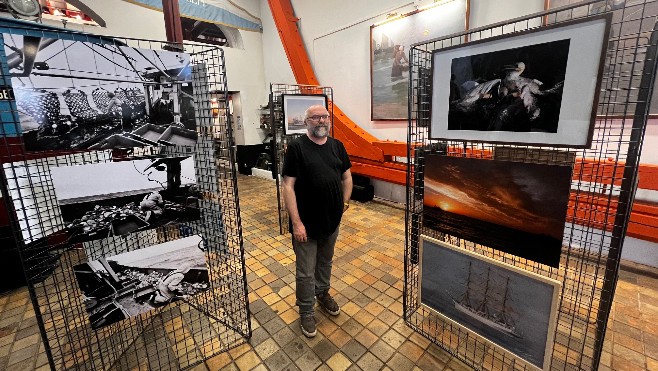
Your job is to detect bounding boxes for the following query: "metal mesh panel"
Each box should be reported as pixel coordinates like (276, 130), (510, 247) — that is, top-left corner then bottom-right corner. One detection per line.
(405, 1), (656, 370)
(0, 26), (250, 371)
(268, 83), (334, 235)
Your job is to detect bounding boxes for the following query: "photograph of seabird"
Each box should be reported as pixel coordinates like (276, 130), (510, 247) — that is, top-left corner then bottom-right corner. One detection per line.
(73, 235), (209, 330)
(448, 39), (569, 133)
(2, 34), (198, 152)
(50, 156), (200, 244)
(422, 155), (572, 268)
(419, 236), (560, 370)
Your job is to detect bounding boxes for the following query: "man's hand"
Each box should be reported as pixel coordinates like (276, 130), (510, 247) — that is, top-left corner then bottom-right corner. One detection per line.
(293, 221), (307, 243)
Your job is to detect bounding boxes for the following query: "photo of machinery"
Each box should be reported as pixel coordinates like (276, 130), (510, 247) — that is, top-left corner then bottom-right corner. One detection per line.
(2, 34), (198, 151)
(73, 235), (210, 330)
(50, 156), (200, 244)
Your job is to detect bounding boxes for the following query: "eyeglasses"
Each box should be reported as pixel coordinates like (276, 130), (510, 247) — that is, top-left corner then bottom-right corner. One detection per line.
(306, 114), (330, 121)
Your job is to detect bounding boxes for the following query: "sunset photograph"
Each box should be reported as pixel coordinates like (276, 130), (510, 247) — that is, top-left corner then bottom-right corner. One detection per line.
(422, 155), (572, 267)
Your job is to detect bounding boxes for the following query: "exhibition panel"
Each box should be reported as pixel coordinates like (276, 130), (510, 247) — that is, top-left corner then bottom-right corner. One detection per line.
(0, 25), (249, 370)
(405, 1), (656, 370)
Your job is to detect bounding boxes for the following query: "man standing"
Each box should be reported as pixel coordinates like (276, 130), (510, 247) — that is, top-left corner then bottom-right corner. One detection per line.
(282, 104), (353, 338)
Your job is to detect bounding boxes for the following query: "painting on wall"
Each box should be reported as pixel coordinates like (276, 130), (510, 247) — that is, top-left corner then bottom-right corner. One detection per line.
(422, 155), (572, 267)
(282, 94), (327, 135)
(430, 15), (610, 147)
(73, 235), (210, 329)
(419, 235), (561, 370)
(2, 34), (198, 152)
(370, 0), (467, 120)
(51, 156), (199, 244)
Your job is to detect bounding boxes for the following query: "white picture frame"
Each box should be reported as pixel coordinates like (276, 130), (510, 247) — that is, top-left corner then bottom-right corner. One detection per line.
(418, 235), (561, 370)
(430, 14), (611, 148)
(282, 94), (327, 135)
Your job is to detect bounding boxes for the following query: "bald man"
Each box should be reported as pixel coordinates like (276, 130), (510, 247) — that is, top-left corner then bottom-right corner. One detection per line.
(281, 104), (353, 338)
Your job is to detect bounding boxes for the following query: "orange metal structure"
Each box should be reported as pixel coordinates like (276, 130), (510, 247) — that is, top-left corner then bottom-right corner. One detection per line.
(267, 0), (385, 163)
(266, 0), (658, 243)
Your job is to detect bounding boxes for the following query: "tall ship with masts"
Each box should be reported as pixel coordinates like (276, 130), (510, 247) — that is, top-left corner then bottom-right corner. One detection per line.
(453, 261), (521, 338)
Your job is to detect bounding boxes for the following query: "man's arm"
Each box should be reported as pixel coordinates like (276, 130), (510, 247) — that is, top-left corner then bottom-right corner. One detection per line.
(342, 169), (353, 211)
(282, 175), (307, 242)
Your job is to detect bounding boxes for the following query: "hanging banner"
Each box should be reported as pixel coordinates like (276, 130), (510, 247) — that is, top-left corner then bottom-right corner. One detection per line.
(124, 0), (262, 32)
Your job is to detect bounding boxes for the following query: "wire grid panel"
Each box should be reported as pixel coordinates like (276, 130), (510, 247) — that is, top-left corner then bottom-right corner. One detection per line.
(0, 27), (249, 370)
(405, 1), (657, 370)
(269, 83), (334, 235)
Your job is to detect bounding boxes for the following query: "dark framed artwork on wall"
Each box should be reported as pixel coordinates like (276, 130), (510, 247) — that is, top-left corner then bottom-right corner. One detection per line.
(422, 155), (572, 267)
(282, 94), (327, 135)
(419, 235), (561, 370)
(430, 14), (611, 148)
(370, 0), (467, 120)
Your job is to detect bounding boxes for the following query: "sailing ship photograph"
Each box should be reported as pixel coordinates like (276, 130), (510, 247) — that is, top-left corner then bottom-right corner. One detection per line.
(73, 235), (210, 330)
(3, 34), (198, 152)
(422, 155), (572, 267)
(419, 236), (560, 369)
(447, 39), (569, 133)
(282, 94), (327, 135)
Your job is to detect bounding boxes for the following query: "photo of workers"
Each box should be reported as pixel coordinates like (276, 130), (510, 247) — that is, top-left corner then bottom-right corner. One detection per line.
(2, 34), (198, 151)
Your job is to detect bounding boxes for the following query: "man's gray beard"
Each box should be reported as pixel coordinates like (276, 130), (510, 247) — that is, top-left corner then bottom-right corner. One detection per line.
(311, 126), (329, 138)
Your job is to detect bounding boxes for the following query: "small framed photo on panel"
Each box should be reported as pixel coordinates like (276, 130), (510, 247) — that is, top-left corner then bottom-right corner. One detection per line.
(282, 94), (327, 135)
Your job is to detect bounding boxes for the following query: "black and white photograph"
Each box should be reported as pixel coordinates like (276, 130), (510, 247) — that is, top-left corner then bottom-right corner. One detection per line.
(431, 15), (611, 147)
(2, 34), (198, 152)
(282, 94), (327, 135)
(419, 236), (560, 370)
(370, 0), (466, 120)
(51, 156), (200, 244)
(73, 235), (210, 330)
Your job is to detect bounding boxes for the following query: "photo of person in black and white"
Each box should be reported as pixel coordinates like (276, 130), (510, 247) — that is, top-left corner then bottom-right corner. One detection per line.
(2, 34), (198, 152)
(73, 235), (209, 330)
(50, 156), (200, 244)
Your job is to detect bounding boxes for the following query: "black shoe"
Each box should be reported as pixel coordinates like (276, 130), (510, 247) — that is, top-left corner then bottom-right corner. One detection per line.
(300, 314), (316, 338)
(317, 292), (340, 316)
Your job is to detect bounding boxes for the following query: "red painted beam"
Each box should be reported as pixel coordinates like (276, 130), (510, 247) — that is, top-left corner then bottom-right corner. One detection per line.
(162, 0), (184, 44)
(267, 0), (383, 162)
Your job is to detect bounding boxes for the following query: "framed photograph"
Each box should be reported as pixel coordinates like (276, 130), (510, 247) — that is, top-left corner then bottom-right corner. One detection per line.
(2, 34), (198, 152)
(430, 14), (611, 148)
(422, 155), (572, 267)
(282, 94), (327, 135)
(419, 235), (561, 370)
(51, 156), (200, 244)
(73, 235), (210, 329)
(370, 0), (467, 120)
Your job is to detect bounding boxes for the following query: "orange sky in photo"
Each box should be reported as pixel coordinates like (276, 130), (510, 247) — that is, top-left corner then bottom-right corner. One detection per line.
(423, 156), (572, 239)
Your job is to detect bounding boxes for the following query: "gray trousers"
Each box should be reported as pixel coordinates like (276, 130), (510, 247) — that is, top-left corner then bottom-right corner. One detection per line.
(292, 226), (339, 315)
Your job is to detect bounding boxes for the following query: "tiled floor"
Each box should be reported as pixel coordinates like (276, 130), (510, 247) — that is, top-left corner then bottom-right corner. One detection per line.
(0, 174), (657, 370)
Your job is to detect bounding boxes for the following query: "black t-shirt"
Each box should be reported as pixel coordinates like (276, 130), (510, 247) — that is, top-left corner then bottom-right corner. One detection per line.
(282, 135), (352, 239)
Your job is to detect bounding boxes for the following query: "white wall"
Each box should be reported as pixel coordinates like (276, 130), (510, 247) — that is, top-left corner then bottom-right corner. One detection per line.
(45, 0), (167, 40)
(469, 0), (545, 29)
(260, 0), (545, 142)
(223, 26), (269, 145)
